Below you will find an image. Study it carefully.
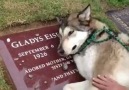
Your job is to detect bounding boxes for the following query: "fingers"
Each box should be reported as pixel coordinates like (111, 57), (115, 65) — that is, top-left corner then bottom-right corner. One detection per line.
(92, 75), (120, 90)
(104, 75), (115, 83)
(92, 77), (107, 86)
(97, 75), (107, 82)
(92, 81), (107, 90)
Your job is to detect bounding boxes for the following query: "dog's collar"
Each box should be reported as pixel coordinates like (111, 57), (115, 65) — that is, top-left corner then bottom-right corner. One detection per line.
(75, 27), (129, 54)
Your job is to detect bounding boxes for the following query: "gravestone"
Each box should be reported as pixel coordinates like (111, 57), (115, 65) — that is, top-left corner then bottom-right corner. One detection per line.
(107, 7), (129, 33)
(0, 25), (84, 90)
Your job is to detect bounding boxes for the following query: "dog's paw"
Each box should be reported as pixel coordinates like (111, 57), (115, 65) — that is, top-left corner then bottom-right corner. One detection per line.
(63, 84), (74, 90)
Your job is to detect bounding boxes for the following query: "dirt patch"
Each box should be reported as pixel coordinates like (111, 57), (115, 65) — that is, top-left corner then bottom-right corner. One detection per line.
(0, 20), (58, 37)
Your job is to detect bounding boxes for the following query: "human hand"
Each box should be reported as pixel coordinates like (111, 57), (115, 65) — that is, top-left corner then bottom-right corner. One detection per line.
(92, 75), (127, 90)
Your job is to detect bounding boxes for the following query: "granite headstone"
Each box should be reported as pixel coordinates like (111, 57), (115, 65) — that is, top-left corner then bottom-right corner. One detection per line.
(107, 7), (129, 33)
(0, 25), (84, 90)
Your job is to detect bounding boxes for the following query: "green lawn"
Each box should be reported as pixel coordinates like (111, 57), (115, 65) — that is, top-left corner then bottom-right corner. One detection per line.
(0, 60), (11, 90)
(0, 0), (129, 30)
(0, 0), (129, 90)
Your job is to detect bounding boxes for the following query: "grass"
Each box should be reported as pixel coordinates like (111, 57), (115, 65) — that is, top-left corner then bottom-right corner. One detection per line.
(0, 0), (128, 30)
(0, 0), (129, 90)
(108, 0), (129, 7)
(0, 59), (11, 90)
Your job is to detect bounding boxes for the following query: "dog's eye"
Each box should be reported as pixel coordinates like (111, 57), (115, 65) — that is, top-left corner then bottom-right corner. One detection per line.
(68, 31), (74, 36)
(72, 45), (77, 50)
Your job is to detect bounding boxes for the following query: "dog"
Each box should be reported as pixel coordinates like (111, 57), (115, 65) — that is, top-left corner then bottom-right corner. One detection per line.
(57, 4), (129, 90)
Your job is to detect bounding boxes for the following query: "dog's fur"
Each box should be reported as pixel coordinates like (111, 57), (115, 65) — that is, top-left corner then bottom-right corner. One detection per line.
(57, 4), (129, 90)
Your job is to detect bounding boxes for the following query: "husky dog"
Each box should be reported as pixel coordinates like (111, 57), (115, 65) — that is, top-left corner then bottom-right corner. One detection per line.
(57, 4), (129, 90)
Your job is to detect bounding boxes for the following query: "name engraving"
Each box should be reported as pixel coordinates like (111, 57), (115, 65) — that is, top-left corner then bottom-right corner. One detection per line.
(107, 8), (129, 33)
(0, 26), (84, 90)
(112, 15), (129, 31)
(11, 33), (58, 48)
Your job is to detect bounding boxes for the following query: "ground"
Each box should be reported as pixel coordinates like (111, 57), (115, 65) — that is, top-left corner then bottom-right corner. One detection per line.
(0, 0), (129, 31)
(0, 0), (129, 90)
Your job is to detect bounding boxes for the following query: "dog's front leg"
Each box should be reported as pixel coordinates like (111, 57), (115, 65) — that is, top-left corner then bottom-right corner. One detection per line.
(63, 80), (98, 90)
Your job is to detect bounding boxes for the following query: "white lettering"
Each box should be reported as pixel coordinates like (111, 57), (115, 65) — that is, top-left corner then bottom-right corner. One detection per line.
(25, 64), (45, 74)
(11, 41), (19, 48)
(18, 46), (49, 57)
(44, 33), (58, 40)
(46, 58), (66, 66)
(64, 69), (77, 77)
(11, 36), (44, 48)
(52, 74), (64, 81)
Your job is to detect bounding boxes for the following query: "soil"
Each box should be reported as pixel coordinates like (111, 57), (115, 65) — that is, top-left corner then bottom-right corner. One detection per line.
(0, 20), (58, 37)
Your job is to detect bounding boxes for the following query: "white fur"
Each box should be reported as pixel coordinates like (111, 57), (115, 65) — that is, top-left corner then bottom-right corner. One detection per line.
(61, 30), (129, 90)
(62, 27), (97, 80)
(63, 45), (98, 90)
(58, 11), (129, 90)
(74, 45), (97, 80)
(61, 27), (89, 55)
(59, 28), (63, 36)
(79, 5), (91, 21)
(63, 41), (129, 90)
(118, 33), (129, 44)
(61, 27), (99, 90)
(113, 49), (129, 87)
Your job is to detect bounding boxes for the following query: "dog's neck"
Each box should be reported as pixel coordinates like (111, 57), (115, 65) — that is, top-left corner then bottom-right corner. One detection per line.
(90, 19), (108, 30)
(90, 19), (109, 41)
(75, 21), (110, 54)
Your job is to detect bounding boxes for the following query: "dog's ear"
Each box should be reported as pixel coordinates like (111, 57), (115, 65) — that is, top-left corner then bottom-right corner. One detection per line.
(56, 17), (63, 25)
(56, 17), (67, 30)
(77, 4), (91, 21)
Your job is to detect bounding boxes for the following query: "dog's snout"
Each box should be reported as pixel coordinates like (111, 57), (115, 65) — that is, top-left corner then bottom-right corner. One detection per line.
(58, 49), (65, 56)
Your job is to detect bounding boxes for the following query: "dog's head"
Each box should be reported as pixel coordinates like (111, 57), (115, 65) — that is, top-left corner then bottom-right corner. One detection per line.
(57, 4), (94, 56)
